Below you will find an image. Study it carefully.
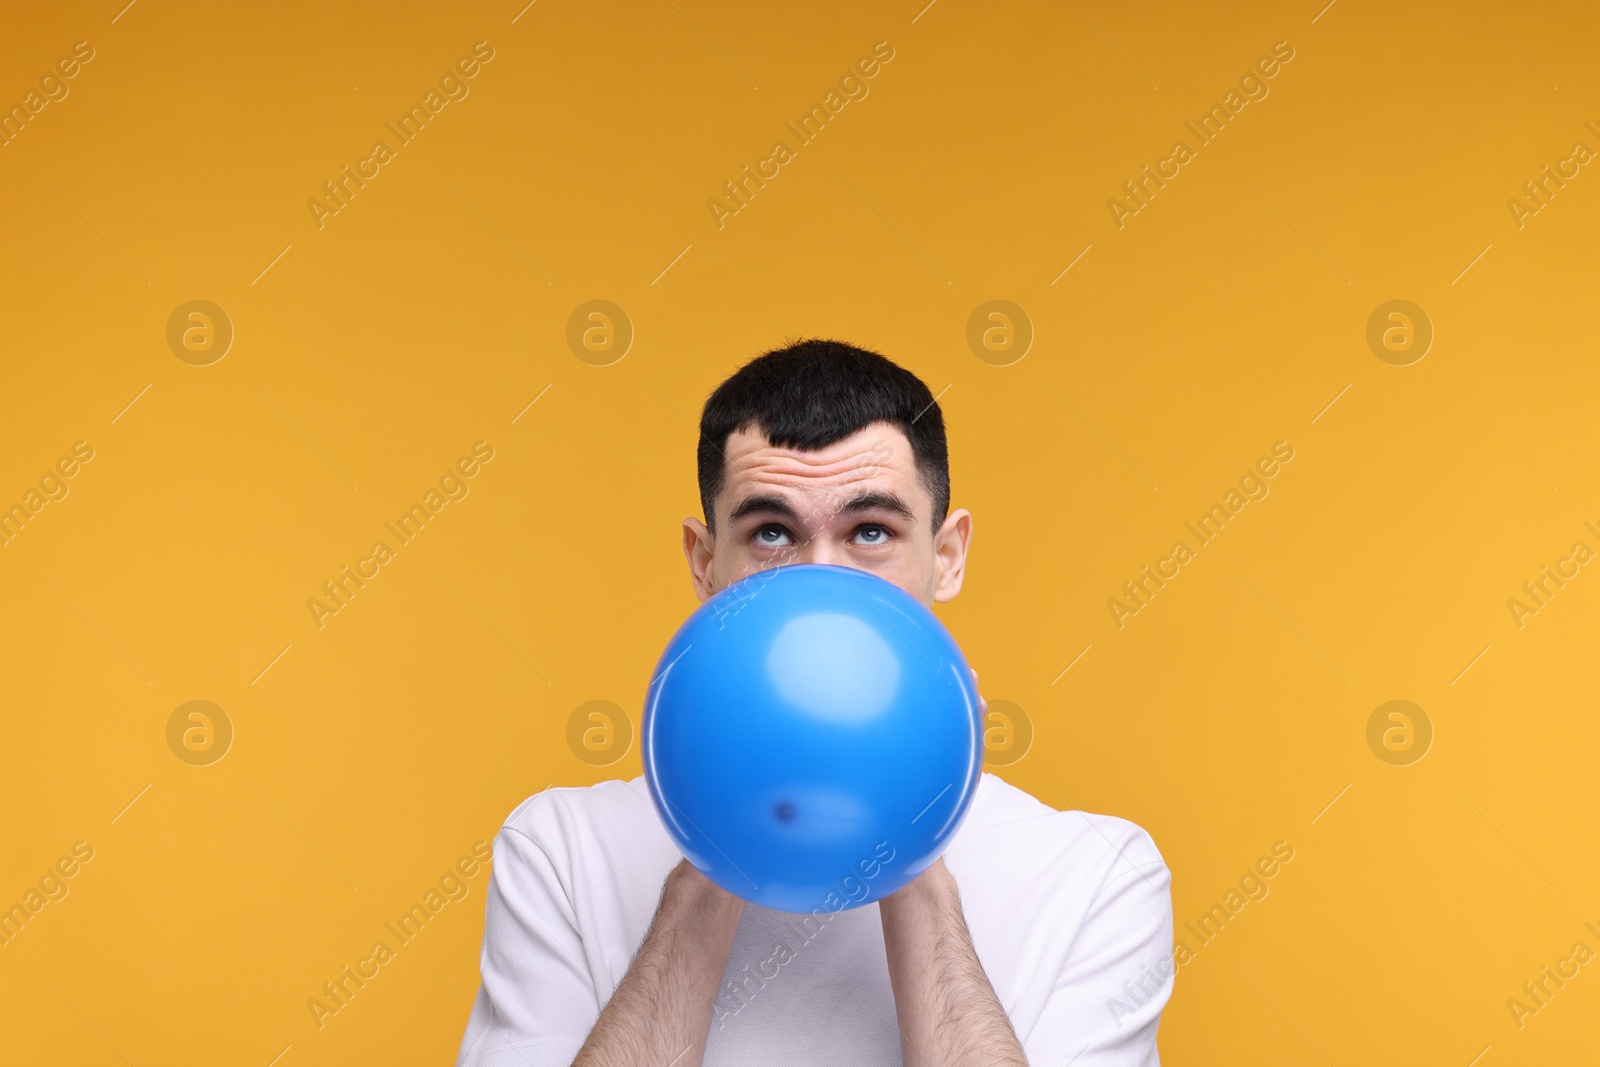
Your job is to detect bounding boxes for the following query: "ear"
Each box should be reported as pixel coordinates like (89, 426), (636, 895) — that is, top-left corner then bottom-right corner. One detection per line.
(931, 508), (972, 603)
(682, 517), (717, 604)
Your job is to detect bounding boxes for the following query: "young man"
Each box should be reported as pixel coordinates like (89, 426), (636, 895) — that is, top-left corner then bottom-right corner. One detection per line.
(457, 340), (1174, 1066)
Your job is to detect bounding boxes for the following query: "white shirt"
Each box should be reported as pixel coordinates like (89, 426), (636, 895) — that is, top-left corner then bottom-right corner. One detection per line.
(457, 773), (1173, 1066)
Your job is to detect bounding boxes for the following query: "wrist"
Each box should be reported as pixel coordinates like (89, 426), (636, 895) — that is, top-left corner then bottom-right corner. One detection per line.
(665, 860), (744, 922)
(881, 856), (959, 917)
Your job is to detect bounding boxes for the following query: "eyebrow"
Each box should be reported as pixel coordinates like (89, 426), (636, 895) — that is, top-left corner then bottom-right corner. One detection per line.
(727, 490), (916, 526)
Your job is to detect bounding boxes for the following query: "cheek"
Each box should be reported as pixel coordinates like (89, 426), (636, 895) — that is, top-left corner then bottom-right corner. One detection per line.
(903, 567), (939, 606)
(869, 557), (923, 595)
(713, 554), (760, 590)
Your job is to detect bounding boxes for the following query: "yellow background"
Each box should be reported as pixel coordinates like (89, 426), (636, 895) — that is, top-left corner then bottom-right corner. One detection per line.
(2, 0), (1596, 1063)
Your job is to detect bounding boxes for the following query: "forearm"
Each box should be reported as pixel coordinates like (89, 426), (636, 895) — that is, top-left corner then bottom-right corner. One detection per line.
(879, 859), (1028, 1067)
(573, 860), (744, 1067)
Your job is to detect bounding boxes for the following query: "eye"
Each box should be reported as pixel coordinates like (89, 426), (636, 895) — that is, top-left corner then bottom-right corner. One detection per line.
(852, 524), (892, 546)
(753, 524), (794, 548)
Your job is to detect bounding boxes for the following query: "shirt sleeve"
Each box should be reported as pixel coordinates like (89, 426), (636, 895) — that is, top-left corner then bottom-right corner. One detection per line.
(1022, 824), (1175, 1066)
(456, 822), (600, 1067)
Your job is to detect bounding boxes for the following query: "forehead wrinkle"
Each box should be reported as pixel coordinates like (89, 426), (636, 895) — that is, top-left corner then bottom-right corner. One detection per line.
(730, 441), (899, 485)
(740, 462), (886, 492)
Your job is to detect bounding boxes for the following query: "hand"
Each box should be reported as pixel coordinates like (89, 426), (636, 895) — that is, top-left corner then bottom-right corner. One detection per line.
(970, 666), (987, 718)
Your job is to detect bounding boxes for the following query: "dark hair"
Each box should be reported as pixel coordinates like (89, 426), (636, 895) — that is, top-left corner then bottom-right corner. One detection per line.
(696, 338), (950, 534)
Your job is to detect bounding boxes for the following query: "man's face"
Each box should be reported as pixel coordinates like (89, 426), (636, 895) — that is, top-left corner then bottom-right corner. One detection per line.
(681, 422), (972, 608)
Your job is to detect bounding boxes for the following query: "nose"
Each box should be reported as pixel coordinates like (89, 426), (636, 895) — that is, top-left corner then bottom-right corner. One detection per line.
(814, 543), (839, 567)
(770, 521), (844, 568)
(788, 540), (836, 567)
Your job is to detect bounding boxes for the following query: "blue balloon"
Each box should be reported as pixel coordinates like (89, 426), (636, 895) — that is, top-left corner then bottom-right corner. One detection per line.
(643, 563), (982, 913)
